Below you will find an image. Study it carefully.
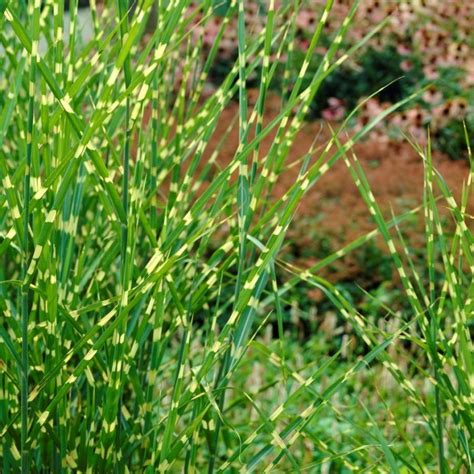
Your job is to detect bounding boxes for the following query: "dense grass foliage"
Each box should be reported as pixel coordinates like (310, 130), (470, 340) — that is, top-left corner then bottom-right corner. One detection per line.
(0, 0), (472, 472)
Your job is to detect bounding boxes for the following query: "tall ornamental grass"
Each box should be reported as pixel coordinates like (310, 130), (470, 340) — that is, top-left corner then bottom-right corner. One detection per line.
(0, 0), (472, 472)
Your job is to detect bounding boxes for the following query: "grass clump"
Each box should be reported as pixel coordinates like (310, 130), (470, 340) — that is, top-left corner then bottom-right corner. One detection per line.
(0, 0), (472, 472)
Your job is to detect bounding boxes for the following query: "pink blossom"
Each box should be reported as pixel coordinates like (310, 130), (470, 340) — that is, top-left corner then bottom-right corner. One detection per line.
(322, 98), (346, 121)
(400, 60), (413, 72)
(423, 66), (439, 80)
(396, 43), (412, 55)
(423, 88), (442, 105)
(296, 10), (316, 29)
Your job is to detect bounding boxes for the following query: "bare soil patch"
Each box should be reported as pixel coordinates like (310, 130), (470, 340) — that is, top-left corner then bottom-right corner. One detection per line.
(204, 91), (471, 283)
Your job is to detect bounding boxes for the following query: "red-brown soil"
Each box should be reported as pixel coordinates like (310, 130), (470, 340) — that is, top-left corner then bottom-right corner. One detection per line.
(203, 91), (472, 285)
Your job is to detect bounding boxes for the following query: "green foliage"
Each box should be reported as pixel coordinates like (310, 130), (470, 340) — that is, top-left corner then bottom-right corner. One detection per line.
(357, 46), (424, 102)
(288, 45), (424, 118)
(0, 1), (472, 472)
(212, 0), (232, 16)
(434, 115), (474, 160)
